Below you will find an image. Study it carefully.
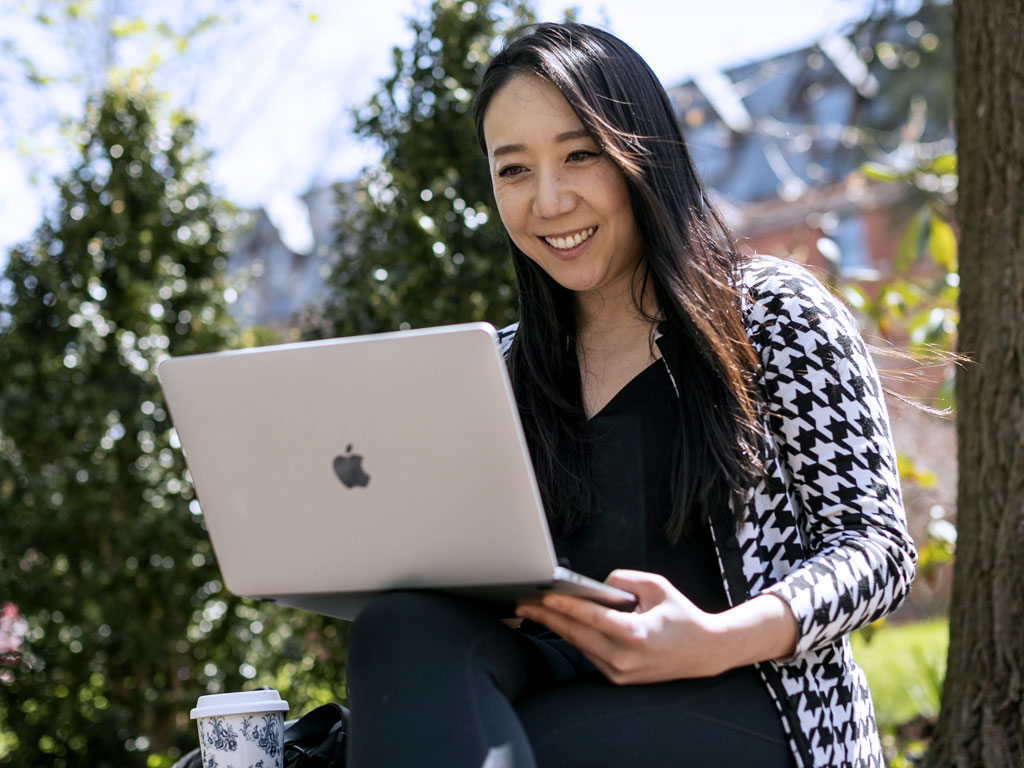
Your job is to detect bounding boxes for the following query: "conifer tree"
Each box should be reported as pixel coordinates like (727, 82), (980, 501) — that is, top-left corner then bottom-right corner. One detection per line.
(0, 81), (244, 766)
(309, 0), (534, 337)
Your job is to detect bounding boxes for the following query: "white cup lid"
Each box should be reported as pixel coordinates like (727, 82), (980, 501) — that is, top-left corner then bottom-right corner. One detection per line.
(190, 690), (289, 719)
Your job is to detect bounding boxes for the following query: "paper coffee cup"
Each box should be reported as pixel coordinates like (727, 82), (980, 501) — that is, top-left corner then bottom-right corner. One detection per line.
(190, 689), (289, 768)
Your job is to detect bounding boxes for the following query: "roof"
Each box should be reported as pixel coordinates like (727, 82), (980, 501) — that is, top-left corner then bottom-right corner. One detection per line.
(671, 4), (953, 205)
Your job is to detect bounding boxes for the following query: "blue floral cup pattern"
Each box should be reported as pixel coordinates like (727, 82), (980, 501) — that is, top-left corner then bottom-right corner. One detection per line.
(196, 712), (284, 768)
(191, 690), (288, 768)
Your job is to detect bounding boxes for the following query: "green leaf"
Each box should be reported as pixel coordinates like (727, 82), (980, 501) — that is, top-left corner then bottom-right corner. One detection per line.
(110, 17), (147, 38)
(861, 162), (904, 182)
(927, 153), (957, 175)
(907, 309), (930, 346)
(927, 212), (957, 270)
(897, 453), (937, 487)
(895, 208), (929, 272)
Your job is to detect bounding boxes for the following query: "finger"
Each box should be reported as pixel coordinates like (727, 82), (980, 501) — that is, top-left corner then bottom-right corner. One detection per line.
(529, 597), (650, 659)
(539, 593), (638, 637)
(516, 603), (622, 660)
(604, 570), (672, 609)
(518, 602), (654, 683)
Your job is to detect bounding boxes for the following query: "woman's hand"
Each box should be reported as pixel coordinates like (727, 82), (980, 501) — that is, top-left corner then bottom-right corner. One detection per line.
(515, 570), (798, 685)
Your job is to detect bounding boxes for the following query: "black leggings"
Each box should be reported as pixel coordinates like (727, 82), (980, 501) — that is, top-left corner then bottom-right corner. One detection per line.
(345, 591), (796, 767)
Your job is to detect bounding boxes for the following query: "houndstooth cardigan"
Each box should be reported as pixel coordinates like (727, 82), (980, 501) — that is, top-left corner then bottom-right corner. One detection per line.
(498, 255), (917, 768)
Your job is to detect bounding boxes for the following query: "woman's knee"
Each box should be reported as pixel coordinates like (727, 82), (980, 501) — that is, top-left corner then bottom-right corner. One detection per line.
(347, 591), (493, 670)
(353, 589), (481, 636)
(346, 591), (539, 697)
(349, 591), (433, 657)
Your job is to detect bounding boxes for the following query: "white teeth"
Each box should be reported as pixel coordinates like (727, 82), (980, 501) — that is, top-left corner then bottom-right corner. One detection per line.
(544, 227), (595, 250)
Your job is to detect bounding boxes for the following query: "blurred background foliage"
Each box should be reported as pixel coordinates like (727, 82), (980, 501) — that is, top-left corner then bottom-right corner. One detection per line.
(301, 0), (534, 338)
(1, 0), (957, 765)
(0, 82), (248, 764)
(0, 0), (241, 198)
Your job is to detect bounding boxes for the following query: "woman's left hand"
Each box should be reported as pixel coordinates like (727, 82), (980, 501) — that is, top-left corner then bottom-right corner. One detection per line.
(515, 569), (798, 685)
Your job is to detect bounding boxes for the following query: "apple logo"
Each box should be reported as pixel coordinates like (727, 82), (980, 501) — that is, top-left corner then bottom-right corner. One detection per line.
(333, 443), (370, 488)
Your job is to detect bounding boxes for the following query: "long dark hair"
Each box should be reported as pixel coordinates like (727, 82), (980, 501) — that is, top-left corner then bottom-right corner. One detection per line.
(473, 23), (764, 542)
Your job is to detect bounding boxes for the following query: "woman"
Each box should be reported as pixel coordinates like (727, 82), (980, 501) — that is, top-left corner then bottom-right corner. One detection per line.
(345, 23), (916, 768)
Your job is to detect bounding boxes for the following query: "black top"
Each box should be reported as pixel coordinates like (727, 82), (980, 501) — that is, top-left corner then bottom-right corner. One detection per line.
(520, 364), (790, 753)
(524, 359), (787, 753)
(555, 358), (730, 615)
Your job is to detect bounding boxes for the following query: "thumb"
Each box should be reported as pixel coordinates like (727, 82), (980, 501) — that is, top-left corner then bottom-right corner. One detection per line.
(605, 569), (672, 609)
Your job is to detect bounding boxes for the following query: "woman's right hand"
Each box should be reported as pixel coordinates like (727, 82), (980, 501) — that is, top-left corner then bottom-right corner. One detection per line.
(516, 569), (798, 684)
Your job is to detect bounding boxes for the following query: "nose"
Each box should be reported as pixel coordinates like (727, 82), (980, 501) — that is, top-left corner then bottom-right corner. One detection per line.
(532, 168), (577, 219)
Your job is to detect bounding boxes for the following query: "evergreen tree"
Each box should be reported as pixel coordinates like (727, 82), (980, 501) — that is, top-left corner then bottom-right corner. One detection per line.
(308, 0), (534, 337)
(0, 81), (244, 766)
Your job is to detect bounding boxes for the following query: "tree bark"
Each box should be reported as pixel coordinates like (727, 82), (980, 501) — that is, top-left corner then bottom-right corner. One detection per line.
(927, 2), (1024, 766)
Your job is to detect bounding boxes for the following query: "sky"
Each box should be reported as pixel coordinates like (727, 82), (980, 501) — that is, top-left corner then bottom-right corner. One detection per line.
(0, 0), (889, 256)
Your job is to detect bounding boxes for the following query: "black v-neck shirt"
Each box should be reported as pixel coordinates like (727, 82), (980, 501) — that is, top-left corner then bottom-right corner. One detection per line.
(519, 357), (787, 754)
(555, 359), (730, 616)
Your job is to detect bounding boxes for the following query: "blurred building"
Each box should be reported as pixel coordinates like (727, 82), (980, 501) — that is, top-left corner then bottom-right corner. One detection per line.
(227, 182), (358, 333)
(671, 6), (952, 280)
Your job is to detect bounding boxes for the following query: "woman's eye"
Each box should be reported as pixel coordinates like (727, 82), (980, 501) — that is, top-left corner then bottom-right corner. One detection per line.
(497, 164), (526, 178)
(567, 149), (599, 162)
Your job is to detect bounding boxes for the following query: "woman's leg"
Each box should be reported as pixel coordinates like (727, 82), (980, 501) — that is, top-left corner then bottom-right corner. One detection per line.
(345, 591), (558, 768)
(516, 666), (796, 768)
(346, 594), (794, 767)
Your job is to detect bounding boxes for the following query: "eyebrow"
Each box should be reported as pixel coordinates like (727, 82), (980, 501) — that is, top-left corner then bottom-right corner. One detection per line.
(491, 129), (594, 158)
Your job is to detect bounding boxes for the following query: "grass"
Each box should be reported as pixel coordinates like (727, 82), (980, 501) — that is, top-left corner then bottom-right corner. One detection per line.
(851, 616), (949, 728)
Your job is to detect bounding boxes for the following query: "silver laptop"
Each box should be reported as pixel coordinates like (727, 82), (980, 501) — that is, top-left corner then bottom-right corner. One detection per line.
(156, 322), (636, 620)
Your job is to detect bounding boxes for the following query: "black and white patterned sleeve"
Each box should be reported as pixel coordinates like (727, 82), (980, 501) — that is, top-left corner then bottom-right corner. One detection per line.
(746, 259), (917, 656)
(496, 322), (518, 358)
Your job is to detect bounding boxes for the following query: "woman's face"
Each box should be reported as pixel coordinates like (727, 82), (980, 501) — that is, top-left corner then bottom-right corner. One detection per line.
(482, 75), (643, 303)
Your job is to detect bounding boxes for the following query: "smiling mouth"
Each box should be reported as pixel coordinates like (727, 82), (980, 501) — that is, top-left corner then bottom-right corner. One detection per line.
(543, 227), (596, 250)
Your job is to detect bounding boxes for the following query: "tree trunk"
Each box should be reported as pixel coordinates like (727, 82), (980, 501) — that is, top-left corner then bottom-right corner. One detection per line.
(927, 2), (1024, 766)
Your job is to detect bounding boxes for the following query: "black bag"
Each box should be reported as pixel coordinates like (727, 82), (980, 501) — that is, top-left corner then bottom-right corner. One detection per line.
(173, 702), (348, 768)
(281, 703), (348, 767)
